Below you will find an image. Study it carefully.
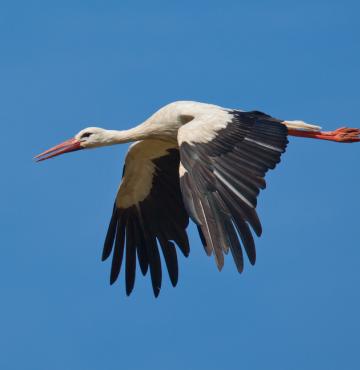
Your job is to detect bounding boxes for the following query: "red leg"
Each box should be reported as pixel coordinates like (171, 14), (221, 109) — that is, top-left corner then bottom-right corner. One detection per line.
(287, 127), (360, 143)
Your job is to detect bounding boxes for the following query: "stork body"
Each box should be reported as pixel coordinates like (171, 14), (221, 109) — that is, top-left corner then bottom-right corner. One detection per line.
(36, 101), (360, 296)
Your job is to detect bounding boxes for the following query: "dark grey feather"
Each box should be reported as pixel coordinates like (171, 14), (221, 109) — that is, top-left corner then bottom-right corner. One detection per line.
(179, 110), (288, 270)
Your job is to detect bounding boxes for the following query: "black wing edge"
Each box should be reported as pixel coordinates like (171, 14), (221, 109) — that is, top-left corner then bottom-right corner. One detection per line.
(102, 149), (190, 297)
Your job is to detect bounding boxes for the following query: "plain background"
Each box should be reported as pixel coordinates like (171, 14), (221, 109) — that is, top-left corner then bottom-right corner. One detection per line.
(1, 1), (359, 369)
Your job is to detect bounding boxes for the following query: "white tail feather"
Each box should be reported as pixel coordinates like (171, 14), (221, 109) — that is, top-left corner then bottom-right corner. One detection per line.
(283, 120), (322, 132)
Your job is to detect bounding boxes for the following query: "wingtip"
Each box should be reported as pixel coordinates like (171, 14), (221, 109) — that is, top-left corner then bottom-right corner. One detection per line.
(236, 265), (244, 274)
(253, 223), (262, 237)
(126, 287), (134, 296)
(109, 275), (118, 285)
(101, 252), (109, 262)
(153, 286), (161, 298)
(249, 255), (256, 266)
(170, 276), (178, 288)
(215, 260), (224, 272)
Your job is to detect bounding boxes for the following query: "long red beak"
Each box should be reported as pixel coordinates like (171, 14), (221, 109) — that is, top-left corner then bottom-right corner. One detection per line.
(35, 138), (83, 162)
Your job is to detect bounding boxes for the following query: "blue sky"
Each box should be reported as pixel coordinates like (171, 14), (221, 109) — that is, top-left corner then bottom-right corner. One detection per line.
(1, 1), (359, 369)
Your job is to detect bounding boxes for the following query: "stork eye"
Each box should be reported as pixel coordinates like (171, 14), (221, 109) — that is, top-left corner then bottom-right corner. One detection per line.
(80, 132), (93, 139)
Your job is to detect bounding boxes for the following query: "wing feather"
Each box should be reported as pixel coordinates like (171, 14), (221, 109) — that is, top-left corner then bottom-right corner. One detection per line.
(109, 211), (126, 285)
(102, 140), (189, 297)
(125, 217), (136, 295)
(178, 109), (288, 270)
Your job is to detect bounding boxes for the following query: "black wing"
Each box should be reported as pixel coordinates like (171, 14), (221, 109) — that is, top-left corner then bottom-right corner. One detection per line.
(178, 110), (288, 272)
(102, 140), (189, 297)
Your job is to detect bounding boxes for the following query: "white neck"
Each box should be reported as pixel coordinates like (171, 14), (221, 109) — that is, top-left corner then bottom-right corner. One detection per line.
(97, 121), (154, 145)
(100, 119), (179, 146)
(107, 127), (149, 144)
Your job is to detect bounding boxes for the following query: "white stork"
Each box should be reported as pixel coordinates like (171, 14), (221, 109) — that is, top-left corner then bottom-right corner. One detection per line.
(35, 101), (360, 296)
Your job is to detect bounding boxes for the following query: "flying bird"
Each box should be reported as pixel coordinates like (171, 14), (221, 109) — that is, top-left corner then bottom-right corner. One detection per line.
(35, 101), (360, 297)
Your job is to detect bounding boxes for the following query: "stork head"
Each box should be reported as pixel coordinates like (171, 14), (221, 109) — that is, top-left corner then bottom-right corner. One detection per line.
(35, 127), (111, 161)
(75, 127), (111, 148)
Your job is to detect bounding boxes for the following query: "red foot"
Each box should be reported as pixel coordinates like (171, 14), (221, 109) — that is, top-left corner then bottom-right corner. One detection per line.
(320, 127), (360, 143)
(288, 127), (360, 143)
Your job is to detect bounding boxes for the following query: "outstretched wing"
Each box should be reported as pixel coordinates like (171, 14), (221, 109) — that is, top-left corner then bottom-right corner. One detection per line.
(102, 139), (189, 297)
(178, 109), (288, 272)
